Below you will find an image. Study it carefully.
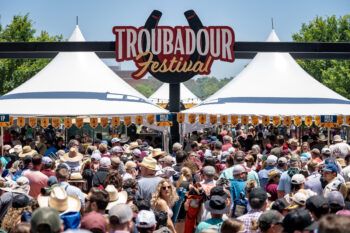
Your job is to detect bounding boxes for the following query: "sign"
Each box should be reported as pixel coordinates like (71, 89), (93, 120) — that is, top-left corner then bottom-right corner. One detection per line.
(251, 116), (259, 126)
(304, 116), (312, 127)
(156, 114), (173, 126)
(188, 114), (196, 124)
(262, 116), (270, 126)
(320, 115), (337, 123)
(241, 115), (249, 125)
(147, 115), (155, 124)
(283, 116), (291, 127)
(220, 115), (228, 125)
(29, 117), (37, 128)
(75, 118), (84, 128)
(17, 117), (25, 128)
(40, 117), (49, 128)
(135, 116), (143, 125)
(272, 116), (281, 126)
(0, 114), (10, 127)
(177, 113), (185, 123)
(113, 10), (235, 83)
(111, 117), (120, 128)
(199, 114), (206, 124)
(231, 115), (239, 126)
(64, 118), (72, 128)
(124, 116), (132, 126)
(100, 117), (109, 128)
(90, 117), (98, 128)
(294, 116), (302, 127)
(51, 118), (60, 129)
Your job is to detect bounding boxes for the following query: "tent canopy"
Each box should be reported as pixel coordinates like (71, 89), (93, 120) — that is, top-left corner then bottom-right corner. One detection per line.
(149, 83), (201, 105)
(0, 26), (168, 117)
(183, 30), (350, 116)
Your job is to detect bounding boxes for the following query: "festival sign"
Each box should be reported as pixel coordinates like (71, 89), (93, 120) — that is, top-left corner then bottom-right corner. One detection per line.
(40, 117), (49, 128)
(251, 116), (259, 126)
(113, 10), (235, 83)
(0, 114), (10, 127)
(100, 117), (109, 128)
(210, 115), (217, 124)
(124, 116), (132, 126)
(188, 114), (196, 124)
(111, 117), (120, 128)
(51, 118), (60, 129)
(304, 116), (312, 127)
(29, 117), (37, 128)
(90, 117), (98, 128)
(241, 115), (249, 125)
(231, 115), (239, 126)
(293, 116), (302, 127)
(262, 116), (270, 126)
(199, 114), (207, 124)
(283, 116), (292, 127)
(220, 115), (228, 125)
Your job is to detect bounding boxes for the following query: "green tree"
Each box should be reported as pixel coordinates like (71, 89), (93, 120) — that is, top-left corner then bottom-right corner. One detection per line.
(292, 15), (350, 98)
(0, 14), (62, 94)
(134, 83), (156, 97)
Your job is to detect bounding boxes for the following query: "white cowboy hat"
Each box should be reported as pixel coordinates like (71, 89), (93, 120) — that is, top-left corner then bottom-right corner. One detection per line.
(37, 186), (81, 213)
(105, 185), (128, 210)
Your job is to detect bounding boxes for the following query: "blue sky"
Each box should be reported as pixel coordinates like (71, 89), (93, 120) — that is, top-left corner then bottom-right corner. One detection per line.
(1, 0), (349, 79)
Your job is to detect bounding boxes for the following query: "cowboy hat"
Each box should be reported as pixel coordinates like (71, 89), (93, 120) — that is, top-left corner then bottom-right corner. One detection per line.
(129, 142), (140, 150)
(333, 135), (343, 143)
(68, 173), (86, 183)
(61, 147), (83, 163)
(318, 134), (328, 142)
(37, 186), (81, 213)
(105, 185), (128, 210)
(151, 148), (166, 158)
(19, 146), (37, 158)
(139, 156), (157, 171)
(119, 135), (130, 144)
(0, 176), (30, 195)
(9, 145), (22, 154)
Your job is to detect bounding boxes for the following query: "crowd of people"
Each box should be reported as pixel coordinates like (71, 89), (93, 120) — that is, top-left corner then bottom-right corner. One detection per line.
(1, 126), (350, 233)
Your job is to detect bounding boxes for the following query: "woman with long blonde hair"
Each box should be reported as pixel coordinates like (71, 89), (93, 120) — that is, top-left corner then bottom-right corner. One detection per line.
(151, 179), (179, 233)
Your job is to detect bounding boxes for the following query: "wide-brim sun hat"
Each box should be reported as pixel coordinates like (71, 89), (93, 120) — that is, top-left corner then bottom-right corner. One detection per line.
(19, 146), (37, 158)
(139, 156), (157, 171)
(105, 185), (128, 210)
(61, 147), (84, 163)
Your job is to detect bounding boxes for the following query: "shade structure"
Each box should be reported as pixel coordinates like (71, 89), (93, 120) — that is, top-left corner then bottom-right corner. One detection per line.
(0, 26), (168, 117)
(149, 83), (201, 107)
(183, 30), (350, 116)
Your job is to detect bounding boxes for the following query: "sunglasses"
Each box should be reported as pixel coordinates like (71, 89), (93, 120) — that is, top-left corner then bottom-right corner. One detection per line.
(162, 186), (171, 191)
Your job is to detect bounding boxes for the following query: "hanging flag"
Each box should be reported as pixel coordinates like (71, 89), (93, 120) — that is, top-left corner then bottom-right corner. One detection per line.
(241, 115), (249, 125)
(124, 116), (132, 126)
(17, 117), (25, 128)
(294, 116), (302, 127)
(220, 115), (228, 125)
(346, 116), (350, 126)
(40, 117), (49, 128)
(111, 117), (120, 128)
(177, 113), (185, 123)
(272, 116), (281, 126)
(134, 116), (142, 125)
(337, 115), (343, 126)
(52, 118), (60, 129)
(147, 115), (155, 124)
(75, 118), (84, 128)
(28, 117), (37, 128)
(251, 116), (259, 126)
(90, 117), (98, 128)
(314, 116), (321, 126)
(8, 116), (13, 126)
(262, 116), (270, 126)
(209, 115), (217, 124)
(199, 114), (206, 124)
(304, 116), (312, 127)
(188, 114), (196, 124)
(231, 115), (239, 126)
(283, 116), (291, 127)
(100, 117), (109, 128)
(64, 118), (72, 128)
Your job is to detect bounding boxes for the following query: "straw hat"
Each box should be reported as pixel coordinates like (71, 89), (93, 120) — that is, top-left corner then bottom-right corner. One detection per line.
(19, 146), (37, 158)
(105, 185), (128, 210)
(0, 176), (30, 195)
(37, 186), (81, 213)
(333, 135), (343, 143)
(139, 156), (157, 171)
(61, 147), (83, 163)
(129, 142), (140, 150)
(68, 173), (86, 183)
(151, 148), (166, 158)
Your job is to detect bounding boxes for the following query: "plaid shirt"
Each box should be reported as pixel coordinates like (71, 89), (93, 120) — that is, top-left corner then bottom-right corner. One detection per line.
(237, 210), (263, 233)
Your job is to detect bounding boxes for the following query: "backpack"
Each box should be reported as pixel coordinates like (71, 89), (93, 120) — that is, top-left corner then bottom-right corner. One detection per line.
(231, 191), (248, 218)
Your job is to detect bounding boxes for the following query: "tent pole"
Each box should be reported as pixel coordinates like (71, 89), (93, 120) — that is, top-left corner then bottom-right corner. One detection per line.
(169, 83), (180, 151)
(1, 127), (3, 156)
(327, 127), (330, 146)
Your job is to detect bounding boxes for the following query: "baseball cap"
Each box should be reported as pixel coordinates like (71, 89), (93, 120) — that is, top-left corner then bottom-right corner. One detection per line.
(31, 207), (61, 233)
(291, 174), (306, 185)
(81, 211), (106, 233)
(291, 192), (307, 206)
(100, 157), (111, 168)
(258, 210), (283, 231)
(327, 191), (345, 207)
(202, 166), (216, 176)
(111, 137), (121, 144)
(109, 203), (133, 224)
(306, 195), (329, 214)
(221, 151), (230, 162)
(249, 188), (268, 203)
(266, 155), (278, 165)
(136, 210), (157, 228)
(91, 150), (101, 161)
(278, 157), (288, 164)
(282, 209), (315, 233)
(323, 163), (338, 173)
(232, 164), (246, 176)
(42, 156), (53, 165)
(321, 147), (331, 155)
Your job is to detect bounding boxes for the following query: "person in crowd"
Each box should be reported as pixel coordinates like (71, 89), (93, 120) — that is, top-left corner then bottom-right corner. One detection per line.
(318, 214), (350, 233)
(196, 195), (229, 233)
(40, 157), (55, 177)
(322, 163), (345, 197)
(151, 179), (179, 233)
(200, 166), (217, 196)
(327, 191), (345, 214)
(305, 195), (329, 226)
(277, 154), (300, 198)
(85, 187), (109, 214)
(30, 207), (62, 233)
(229, 165), (247, 207)
(330, 135), (350, 158)
(258, 155), (279, 189)
(220, 219), (244, 233)
(22, 154), (48, 199)
(238, 188), (268, 233)
(123, 160), (138, 181)
(266, 170), (280, 201)
(257, 210), (284, 233)
(282, 209), (316, 233)
(92, 157), (111, 188)
(108, 203), (134, 233)
(136, 210), (158, 233)
(277, 157), (288, 173)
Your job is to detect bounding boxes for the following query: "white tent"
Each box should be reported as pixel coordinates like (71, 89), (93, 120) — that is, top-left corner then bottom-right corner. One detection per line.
(149, 83), (201, 106)
(0, 26), (168, 117)
(183, 30), (350, 116)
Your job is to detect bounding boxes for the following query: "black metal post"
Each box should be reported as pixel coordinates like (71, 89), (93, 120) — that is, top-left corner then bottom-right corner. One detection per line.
(169, 83), (180, 150)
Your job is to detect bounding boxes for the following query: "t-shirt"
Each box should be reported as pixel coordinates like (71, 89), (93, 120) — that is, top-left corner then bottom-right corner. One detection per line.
(330, 142), (350, 158)
(136, 176), (163, 202)
(23, 169), (48, 198)
(277, 171), (292, 194)
(195, 218), (224, 233)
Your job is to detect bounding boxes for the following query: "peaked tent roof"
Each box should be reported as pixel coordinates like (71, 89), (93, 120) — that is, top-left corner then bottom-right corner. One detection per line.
(183, 30), (350, 116)
(0, 26), (167, 117)
(149, 83), (201, 105)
